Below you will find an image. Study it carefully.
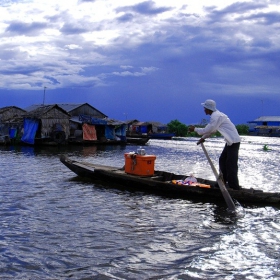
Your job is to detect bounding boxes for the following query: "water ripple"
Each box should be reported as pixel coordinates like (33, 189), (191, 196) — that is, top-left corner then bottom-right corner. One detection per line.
(0, 137), (279, 279)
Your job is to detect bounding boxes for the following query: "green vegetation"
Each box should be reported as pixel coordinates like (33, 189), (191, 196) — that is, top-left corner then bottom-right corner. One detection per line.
(263, 144), (271, 151)
(167, 120), (249, 137)
(235, 124), (249, 135)
(167, 120), (188, 137)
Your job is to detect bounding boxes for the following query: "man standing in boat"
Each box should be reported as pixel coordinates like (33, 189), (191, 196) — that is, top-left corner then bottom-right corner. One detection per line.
(188, 99), (241, 190)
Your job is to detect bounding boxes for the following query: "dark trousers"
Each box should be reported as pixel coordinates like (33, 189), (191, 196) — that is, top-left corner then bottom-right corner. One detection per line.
(219, 142), (240, 190)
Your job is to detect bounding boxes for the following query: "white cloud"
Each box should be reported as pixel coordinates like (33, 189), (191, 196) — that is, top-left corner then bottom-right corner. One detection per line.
(120, 65), (133, 69)
(1, 0), (280, 123)
(64, 44), (82, 50)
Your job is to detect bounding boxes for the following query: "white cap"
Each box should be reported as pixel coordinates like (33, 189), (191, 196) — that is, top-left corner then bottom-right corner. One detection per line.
(201, 99), (217, 111)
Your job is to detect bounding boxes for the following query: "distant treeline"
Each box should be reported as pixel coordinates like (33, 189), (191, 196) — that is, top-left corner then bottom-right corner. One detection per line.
(167, 119), (249, 137)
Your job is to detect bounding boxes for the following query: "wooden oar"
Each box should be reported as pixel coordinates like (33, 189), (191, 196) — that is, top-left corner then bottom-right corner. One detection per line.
(200, 142), (236, 212)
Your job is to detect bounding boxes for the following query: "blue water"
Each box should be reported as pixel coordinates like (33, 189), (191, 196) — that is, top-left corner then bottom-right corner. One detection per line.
(0, 136), (279, 279)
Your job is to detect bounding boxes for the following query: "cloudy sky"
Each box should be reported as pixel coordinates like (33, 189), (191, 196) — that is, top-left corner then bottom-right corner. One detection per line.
(1, 0), (280, 124)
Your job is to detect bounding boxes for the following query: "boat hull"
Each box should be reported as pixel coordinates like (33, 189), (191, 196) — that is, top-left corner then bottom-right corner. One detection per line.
(126, 137), (149, 145)
(60, 155), (280, 206)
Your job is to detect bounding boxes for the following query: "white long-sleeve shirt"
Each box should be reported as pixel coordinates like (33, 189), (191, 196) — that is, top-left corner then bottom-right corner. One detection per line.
(194, 110), (241, 146)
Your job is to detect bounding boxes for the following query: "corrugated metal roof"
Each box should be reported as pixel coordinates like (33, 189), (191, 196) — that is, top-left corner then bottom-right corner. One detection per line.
(70, 116), (125, 126)
(58, 103), (107, 116)
(255, 125), (280, 128)
(130, 121), (167, 127)
(24, 105), (70, 117)
(146, 121), (167, 126)
(0, 106), (26, 113)
(124, 119), (139, 124)
(248, 116), (280, 122)
(25, 104), (84, 112)
(132, 122), (145, 126)
(106, 118), (126, 125)
(26, 103), (107, 117)
(55, 103), (86, 112)
(25, 104), (45, 112)
(69, 116), (82, 124)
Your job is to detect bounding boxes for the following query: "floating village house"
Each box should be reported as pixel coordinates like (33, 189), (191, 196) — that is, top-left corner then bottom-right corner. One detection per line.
(248, 116), (280, 137)
(58, 103), (126, 143)
(0, 106), (26, 143)
(127, 121), (162, 134)
(127, 120), (175, 140)
(23, 104), (71, 145)
(58, 103), (107, 142)
(2, 103), (127, 145)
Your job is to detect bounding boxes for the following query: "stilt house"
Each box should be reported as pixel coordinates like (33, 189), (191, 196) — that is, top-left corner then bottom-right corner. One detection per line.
(248, 116), (280, 137)
(23, 104), (71, 145)
(0, 106), (26, 143)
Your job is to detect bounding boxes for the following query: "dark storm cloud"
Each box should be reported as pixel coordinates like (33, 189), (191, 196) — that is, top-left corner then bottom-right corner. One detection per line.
(5, 21), (48, 36)
(1, 0), (280, 124)
(116, 1), (172, 15)
(0, 46), (28, 60)
(44, 76), (60, 85)
(216, 2), (267, 14)
(60, 23), (89, 35)
(1, 59), (63, 76)
(2, 64), (42, 75)
(215, 2), (280, 26)
(117, 13), (134, 23)
(206, 2), (268, 22)
(242, 11), (280, 25)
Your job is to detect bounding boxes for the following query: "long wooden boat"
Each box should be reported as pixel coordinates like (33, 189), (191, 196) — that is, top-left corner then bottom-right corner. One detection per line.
(126, 137), (149, 145)
(67, 136), (149, 146)
(67, 138), (126, 145)
(126, 132), (175, 140)
(148, 133), (175, 140)
(60, 155), (280, 206)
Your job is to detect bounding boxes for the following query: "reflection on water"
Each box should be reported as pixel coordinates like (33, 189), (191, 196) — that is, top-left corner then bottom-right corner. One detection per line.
(0, 136), (279, 279)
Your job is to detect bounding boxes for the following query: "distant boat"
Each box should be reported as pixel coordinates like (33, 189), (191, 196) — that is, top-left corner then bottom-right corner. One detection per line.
(126, 133), (175, 140)
(172, 137), (187, 141)
(126, 120), (175, 140)
(126, 137), (149, 145)
(67, 136), (149, 146)
(148, 133), (175, 140)
(67, 138), (126, 146)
